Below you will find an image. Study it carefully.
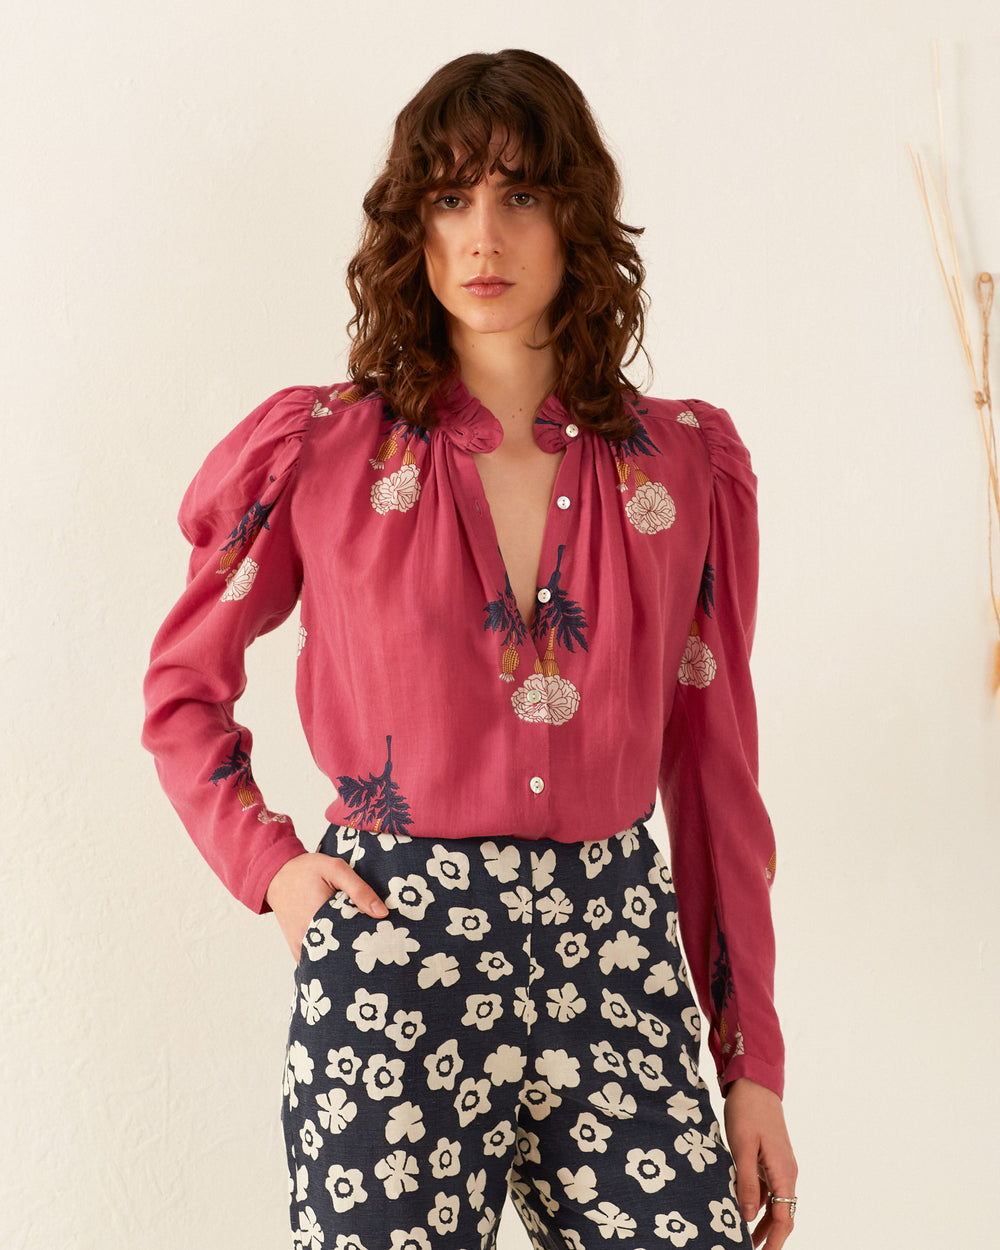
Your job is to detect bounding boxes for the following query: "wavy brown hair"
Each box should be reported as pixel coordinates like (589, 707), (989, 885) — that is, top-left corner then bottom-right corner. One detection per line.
(346, 50), (647, 440)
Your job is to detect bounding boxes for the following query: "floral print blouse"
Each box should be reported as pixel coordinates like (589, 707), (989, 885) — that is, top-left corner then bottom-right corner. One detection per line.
(142, 374), (784, 1097)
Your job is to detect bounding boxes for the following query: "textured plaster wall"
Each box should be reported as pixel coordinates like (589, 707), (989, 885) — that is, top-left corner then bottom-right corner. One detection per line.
(3, 2), (999, 1247)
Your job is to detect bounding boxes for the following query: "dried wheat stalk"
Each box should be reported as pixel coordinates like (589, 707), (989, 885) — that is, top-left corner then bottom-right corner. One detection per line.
(907, 42), (1000, 697)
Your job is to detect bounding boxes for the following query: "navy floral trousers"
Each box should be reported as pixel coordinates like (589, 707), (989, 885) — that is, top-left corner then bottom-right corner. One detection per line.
(281, 822), (752, 1249)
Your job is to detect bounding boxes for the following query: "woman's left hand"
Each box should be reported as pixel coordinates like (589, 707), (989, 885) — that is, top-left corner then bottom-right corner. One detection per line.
(724, 1077), (798, 1249)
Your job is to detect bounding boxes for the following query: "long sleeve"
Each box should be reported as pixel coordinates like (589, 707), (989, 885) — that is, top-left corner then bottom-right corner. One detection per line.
(142, 388), (315, 912)
(658, 400), (784, 1098)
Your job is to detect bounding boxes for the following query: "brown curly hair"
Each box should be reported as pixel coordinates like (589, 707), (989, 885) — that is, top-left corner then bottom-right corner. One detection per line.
(346, 50), (647, 440)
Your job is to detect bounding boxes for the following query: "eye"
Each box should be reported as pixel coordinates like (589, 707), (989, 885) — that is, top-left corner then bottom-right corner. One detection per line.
(509, 191), (539, 207)
(432, 193), (464, 210)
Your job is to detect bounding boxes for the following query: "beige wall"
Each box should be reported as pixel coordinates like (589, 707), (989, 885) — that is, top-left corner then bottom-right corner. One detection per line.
(3, 1), (999, 1246)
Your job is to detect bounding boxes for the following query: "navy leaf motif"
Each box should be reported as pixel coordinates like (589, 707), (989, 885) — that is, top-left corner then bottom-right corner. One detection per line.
(219, 486), (276, 558)
(710, 910), (735, 1014)
(336, 735), (413, 835)
(698, 563), (716, 619)
(613, 407), (660, 459)
(484, 566), (528, 645)
(209, 732), (252, 786)
(532, 545), (589, 653)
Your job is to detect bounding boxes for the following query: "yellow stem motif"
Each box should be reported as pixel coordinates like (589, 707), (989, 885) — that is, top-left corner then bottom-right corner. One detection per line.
(533, 630), (559, 678)
(500, 641), (520, 682)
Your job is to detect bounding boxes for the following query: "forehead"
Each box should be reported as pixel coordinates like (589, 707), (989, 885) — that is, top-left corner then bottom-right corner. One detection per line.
(430, 128), (528, 185)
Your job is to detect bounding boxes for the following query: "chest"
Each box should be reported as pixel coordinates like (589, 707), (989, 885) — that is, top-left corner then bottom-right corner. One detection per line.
(472, 444), (565, 628)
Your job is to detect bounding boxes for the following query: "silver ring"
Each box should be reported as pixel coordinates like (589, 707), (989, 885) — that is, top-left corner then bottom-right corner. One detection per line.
(768, 1194), (798, 1218)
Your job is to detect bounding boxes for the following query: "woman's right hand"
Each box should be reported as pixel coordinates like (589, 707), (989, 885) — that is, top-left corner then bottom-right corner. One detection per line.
(265, 852), (389, 961)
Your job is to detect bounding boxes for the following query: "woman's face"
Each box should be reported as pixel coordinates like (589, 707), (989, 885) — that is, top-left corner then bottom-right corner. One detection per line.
(420, 162), (564, 351)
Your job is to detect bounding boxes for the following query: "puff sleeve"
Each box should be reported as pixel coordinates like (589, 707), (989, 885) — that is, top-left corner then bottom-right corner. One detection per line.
(658, 400), (784, 1098)
(142, 388), (315, 912)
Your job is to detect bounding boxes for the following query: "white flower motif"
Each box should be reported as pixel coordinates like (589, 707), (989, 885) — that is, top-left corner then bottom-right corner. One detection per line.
(646, 853), (674, 895)
(534, 1048), (582, 1089)
(710, 1197), (745, 1242)
(513, 985), (538, 1028)
(352, 919), (420, 973)
(519, 1080), (562, 1121)
(461, 993), (503, 1032)
(427, 1190), (460, 1235)
(299, 979), (332, 1026)
(453, 1076), (492, 1126)
(477, 1208), (498, 1244)
(220, 555), (258, 601)
(295, 1205), (324, 1250)
(385, 1100), (425, 1144)
(589, 1040), (627, 1077)
(513, 1126), (541, 1165)
(643, 959), (680, 997)
(537, 887), (573, 925)
(569, 1111), (613, 1153)
(535, 1178), (560, 1217)
(665, 1090), (703, 1124)
(424, 1038), (464, 1091)
(327, 889), (360, 920)
(428, 1137), (462, 1179)
(324, 1163), (367, 1212)
(332, 1238), (368, 1250)
(546, 982), (586, 1022)
(529, 954), (545, 983)
(681, 1006), (701, 1038)
(362, 1053), (405, 1102)
(627, 1047), (671, 1091)
(623, 884), (656, 928)
(416, 951), (461, 989)
(482, 1118), (516, 1157)
(325, 1045), (363, 1084)
(374, 1149), (419, 1200)
(655, 1211), (699, 1246)
(284, 1040), (314, 1110)
(385, 873), (435, 920)
(582, 896), (613, 930)
(584, 1199), (637, 1240)
(480, 840), (521, 881)
(345, 988), (388, 1033)
(674, 1128), (718, 1173)
(476, 950), (514, 980)
(444, 906), (492, 941)
(466, 1167), (486, 1210)
(499, 885), (534, 923)
(511, 673), (581, 725)
(292, 1163), (309, 1203)
(301, 915), (340, 961)
(600, 988), (637, 1029)
(370, 463), (421, 515)
(588, 1081), (637, 1120)
(625, 1146), (676, 1192)
(554, 930), (589, 967)
(388, 1229), (431, 1250)
(562, 1230), (586, 1250)
(678, 633), (717, 687)
(679, 1044), (704, 1088)
(334, 825), (364, 859)
(598, 929), (650, 974)
(625, 480), (676, 534)
(676, 408), (700, 427)
(315, 1087), (357, 1134)
(299, 1118), (324, 1161)
(579, 839), (613, 878)
(530, 848), (556, 889)
(297, 624), (307, 656)
(385, 1009), (426, 1053)
(637, 1009), (670, 1048)
(483, 1044), (526, 1085)
(617, 825), (640, 856)
(557, 1163), (598, 1203)
(257, 806), (290, 824)
(425, 844), (471, 890)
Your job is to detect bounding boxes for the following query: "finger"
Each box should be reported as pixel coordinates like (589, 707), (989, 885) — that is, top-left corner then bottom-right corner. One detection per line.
(731, 1141), (762, 1224)
(761, 1196), (796, 1249)
(322, 859), (388, 918)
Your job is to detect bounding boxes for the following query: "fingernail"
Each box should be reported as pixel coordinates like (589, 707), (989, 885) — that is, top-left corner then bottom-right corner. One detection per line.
(741, 1204), (756, 1219)
(369, 900), (389, 917)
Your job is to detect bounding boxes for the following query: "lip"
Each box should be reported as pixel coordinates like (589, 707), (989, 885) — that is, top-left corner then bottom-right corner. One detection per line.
(462, 275), (514, 298)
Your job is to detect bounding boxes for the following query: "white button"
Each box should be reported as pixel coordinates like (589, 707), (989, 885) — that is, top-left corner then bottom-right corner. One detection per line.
(557, 495), (571, 510)
(529, 776), (545, 795)
(536, 587), (552, 604)
(526, 689), (543, 704)
(564, 423), (580, 438)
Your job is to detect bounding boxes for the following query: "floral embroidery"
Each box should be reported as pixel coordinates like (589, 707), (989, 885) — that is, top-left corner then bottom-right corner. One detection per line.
(765, 849), (777, 883)
(217, 490), (275, 574)
(625, 481), (676, 534)
(297, 624), (307, 656)
(678, 621), (716, 687)
(209, 731), (257, 810)
(370, 460), (421, 514)
(257, 805), (289, 824)
(483, 567), (529, 682)
(336, 736), (413, 835)
(220, 555), (258, 601)
(676, 408), (700, 427)
(511, 670), (580, 726)
(532, 546), (588, 653)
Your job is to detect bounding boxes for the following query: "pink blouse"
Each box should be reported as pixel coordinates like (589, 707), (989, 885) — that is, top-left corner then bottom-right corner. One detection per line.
(142, 376), (784, 1097)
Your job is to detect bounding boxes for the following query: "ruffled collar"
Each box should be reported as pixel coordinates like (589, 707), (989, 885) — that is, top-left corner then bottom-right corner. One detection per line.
(429, 372), (576, 454)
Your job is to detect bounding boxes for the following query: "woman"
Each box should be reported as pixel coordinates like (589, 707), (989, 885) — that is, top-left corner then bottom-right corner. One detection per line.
(143, 49), (796, 1250)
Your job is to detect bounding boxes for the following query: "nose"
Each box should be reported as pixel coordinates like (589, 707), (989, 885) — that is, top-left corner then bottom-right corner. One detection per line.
(471, 198), (502, 257)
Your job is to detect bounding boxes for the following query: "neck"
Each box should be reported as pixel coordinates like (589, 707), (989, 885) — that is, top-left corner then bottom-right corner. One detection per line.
(449, 322), (557, 443)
